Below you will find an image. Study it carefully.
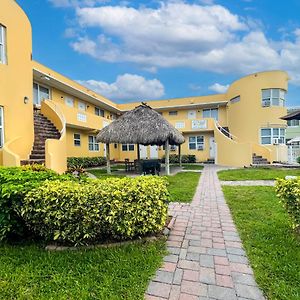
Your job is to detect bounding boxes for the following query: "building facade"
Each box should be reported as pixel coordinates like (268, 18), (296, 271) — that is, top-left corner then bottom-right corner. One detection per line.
(286, 107), (300, 163)
(0, 0), (289, 173)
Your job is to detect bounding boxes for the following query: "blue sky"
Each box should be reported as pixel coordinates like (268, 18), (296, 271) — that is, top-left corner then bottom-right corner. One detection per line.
(17, 0), (300, 106)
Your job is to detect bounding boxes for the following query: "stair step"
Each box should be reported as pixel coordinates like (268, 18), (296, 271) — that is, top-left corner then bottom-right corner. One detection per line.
(21, 159), (45, 166)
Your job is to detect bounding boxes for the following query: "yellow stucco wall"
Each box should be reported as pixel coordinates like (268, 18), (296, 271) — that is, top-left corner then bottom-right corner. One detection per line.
(0, 0), (34, 163)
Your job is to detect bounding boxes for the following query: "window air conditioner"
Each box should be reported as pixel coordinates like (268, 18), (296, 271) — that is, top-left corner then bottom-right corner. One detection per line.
(197, 145), (204, 151)
(273, 138), (279, 145)
(262, 100), (270, 107)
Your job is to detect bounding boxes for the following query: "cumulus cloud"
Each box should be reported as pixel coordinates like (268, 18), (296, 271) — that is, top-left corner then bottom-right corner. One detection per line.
(55, 1), (300, 86)
(208, 83), (229, 93)
(77, 73), (165, 102)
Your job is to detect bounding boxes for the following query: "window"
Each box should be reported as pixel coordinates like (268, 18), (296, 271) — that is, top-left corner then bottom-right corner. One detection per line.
(189, 136), (204, 150)
(74, 133), (81, 147)
(230, 96), (240, 104)
(0, 106), (4, 148)
(0, 25), (7, 64)
(188, 110), (197, 119)
(169, 111), (178, 116)
(203, 108), (218, 120)
(33, 83), (50, 105)
(88, 136), (99, 151)
(260, 128), (285, 145)
(78, 101), (86, 111)
(287, 119), (300, 127)
(262, 89), (286, 107)
(95, 107), (105, 117)
(65, 96), (74, 107)
(175, 121), (185, 129)
(122, 144), (135, 151)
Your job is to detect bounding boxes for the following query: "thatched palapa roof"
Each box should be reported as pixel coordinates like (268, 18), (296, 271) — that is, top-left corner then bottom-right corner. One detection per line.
(96, 103), (185, 145)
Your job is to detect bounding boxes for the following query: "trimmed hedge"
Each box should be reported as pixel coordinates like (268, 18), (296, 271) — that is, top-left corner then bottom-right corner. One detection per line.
(21, 177), (169, 245)
(0, 166), (68, 241)
(161, 154), (196, 164)
(67, 157), (106, 168)
(276, 177), (300, 231)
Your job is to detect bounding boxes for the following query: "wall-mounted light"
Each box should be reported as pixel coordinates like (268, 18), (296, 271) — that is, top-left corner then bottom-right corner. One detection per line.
(41, 75), (51, 81)
(24, 96), (29, 104)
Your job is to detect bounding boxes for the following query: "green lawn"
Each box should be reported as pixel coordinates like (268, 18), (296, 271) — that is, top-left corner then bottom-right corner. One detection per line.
(167, 172), (200, 203)
(218, 168), (300, 181)
(88, 168), (125, 179)
(0, 240), (165, 300)
(223, 186), (300, 300)
(181, 164), (204, 170)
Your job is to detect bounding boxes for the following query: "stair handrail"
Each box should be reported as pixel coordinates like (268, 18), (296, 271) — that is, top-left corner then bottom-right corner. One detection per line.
(215, 121), (238, 141)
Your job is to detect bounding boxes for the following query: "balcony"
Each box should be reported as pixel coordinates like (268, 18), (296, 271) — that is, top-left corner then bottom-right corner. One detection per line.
(52, 102), (111, 130)
(170, 118), (218, 132)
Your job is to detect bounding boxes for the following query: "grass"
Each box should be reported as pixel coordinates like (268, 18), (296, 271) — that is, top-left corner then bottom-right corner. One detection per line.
(88, 168), (125, 179)
(181, 164), (204, 170)
(218, 167), (300, 181)
(223, 186), (300, 300)
(0, 240), (166, 300)
(167, 172), (200, 202)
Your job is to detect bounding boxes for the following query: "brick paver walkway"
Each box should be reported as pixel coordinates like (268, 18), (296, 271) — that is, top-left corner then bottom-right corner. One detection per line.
(220, 180), (275, 186)
(145, 165), (265, 300)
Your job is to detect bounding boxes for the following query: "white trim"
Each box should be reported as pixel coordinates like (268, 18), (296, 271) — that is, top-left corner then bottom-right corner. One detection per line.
(88, 135), (99, 152)
(0, 25), (7, 64)
(0, 106), (4, 148)
(189, 135), (204, 150)
(33, 82), (51, 105)
(73, 133), (81, 147)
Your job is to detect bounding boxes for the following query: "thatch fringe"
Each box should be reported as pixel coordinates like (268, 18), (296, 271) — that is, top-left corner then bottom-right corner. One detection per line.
(96, 104), (185, 145)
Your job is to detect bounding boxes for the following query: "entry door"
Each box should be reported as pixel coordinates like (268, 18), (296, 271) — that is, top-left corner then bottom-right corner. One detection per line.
(150, 145), (158, 159)
(139, 145), (148, 159)
(209, 137), (216, 158)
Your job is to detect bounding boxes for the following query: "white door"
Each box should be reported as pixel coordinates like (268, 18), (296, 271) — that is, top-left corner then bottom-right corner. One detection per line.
(150, 145), (158, 159)
(139, 145), (148, 159)
(188, 110), (197, 119)
(209, 137), (216, 158)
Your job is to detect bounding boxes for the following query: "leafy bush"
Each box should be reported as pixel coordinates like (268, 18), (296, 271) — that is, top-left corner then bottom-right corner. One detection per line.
(276, 178), (300, 231)
(21, 177), (169, 245)
(161, 154), (196, 164)
(21, 164), (49, 172)
(297, 157), (300, 164)
(67, 157), (106, 168)
(0, 167), (69, 241)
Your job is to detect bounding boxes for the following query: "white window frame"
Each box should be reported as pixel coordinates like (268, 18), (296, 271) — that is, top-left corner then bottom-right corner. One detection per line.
(189, 135), (204, 150)
(78, 101), (87, 111)
(262, 89), (286, 107)
(122, 144), (135, 151)
(0, 25), (7, 64)
(260, 128), (285, 145)
(65, 96), (74, 107)
(175, 121), (185, 129)
(287, 119), (300, 127)
(74, 133), (81, 147)
(88, 135), (99, 151)
(95, 107), (105, 117)
(33, 82), (51, 105)
(0, 106), (4, 148)
(203, 108), (218, 120)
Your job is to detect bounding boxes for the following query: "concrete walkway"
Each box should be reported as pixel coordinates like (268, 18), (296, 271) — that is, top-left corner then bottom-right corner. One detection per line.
(145, 165), (265, 300)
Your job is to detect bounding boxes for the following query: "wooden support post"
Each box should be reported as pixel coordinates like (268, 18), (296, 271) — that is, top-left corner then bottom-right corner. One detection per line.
(106, 143), (111, 174)
(179, 144), (182, 167)
(165, 139), (170, 175)
(137, 143), (140, 161)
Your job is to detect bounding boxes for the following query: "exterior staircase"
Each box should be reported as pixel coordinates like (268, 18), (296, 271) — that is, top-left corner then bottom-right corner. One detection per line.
(21, 111), (60, 165)
(252, 153), (270, 165)
(218, 126), (231, 138)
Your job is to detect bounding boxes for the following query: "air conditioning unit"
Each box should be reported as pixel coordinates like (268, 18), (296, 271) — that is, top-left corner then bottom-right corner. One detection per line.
(170, 145), (177, 151)
(273, 138), (279, 145)
(262, 100), (270, 107)
(197, 145), (204, 151)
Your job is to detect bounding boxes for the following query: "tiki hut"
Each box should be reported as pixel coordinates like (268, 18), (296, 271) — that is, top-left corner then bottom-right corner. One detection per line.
(96, 103), (185, 175)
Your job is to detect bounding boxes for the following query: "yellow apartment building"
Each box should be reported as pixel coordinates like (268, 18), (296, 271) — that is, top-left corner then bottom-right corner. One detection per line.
(0, 0), (288, 173)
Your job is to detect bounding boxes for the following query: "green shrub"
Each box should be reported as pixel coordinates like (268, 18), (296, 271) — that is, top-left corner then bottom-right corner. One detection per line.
(275, 178), (300, 231)
(21, 177), (169, 245)
(297, 157), (300, 164)
(0, 167), (69, 241)
(67, 157), (106, 168)
(161, 154), (196, 164)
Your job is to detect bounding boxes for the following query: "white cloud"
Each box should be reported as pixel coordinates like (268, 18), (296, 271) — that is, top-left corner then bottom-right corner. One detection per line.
(49, 0), (109, 8)
(77, 73), (165, 102)
(208, 83), (229, 93)
(57, 1), (300, 86)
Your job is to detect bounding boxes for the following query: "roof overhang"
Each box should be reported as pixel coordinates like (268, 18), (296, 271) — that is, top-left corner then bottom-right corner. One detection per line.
(281, 110), (300, 120)
(33, 68), (121, 114)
